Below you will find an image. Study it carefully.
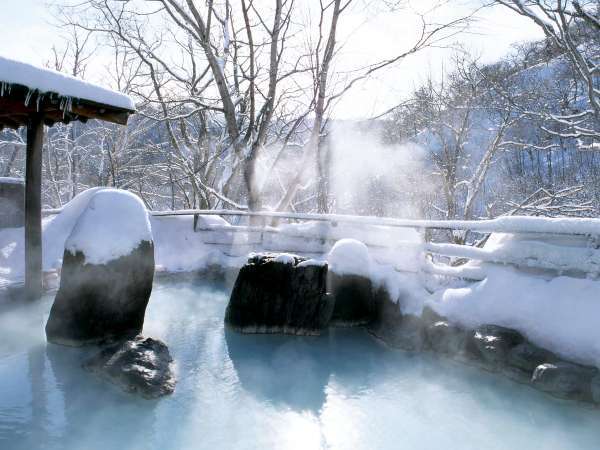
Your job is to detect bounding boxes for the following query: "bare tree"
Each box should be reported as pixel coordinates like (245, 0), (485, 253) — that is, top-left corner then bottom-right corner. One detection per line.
(496, 0), (600, 142)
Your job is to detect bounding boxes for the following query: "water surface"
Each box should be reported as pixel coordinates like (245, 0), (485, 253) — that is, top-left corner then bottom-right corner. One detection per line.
(1, 279), (599, 450)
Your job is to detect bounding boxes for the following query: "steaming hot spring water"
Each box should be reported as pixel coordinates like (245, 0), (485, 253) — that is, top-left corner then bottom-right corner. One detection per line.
(0, 278), (599, 450)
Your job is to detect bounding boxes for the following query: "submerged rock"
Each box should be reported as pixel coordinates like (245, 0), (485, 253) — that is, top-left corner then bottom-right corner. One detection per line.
(426, 321), (469, 357)
(225, 253), (333, 335)
(83, 336), (175, 399)
(368, 287), (426, 351)
(531, 362), (597, 402)
(45, 189), (155, 346)
(504, 342), (558, 382)
(328, 273), (374, 326)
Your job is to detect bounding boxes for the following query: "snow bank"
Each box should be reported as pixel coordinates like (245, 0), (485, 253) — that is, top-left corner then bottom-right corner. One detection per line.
(328, 239), (371, 276)
(427, 264), (600, 367)
(0, 54), (135, 111)
(151, 215), (243, 272)
(65, 189), (152, 264)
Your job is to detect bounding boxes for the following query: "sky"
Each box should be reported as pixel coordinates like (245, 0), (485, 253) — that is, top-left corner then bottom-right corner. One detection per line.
(0, 0), (544, 119)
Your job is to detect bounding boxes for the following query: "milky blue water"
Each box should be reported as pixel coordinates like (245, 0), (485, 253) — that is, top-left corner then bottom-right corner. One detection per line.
(1, 279), (600, 450)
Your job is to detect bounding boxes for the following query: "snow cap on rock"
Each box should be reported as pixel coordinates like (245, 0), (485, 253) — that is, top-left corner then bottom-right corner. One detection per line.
(328, 238), (371, 276)
(65, 189), (152, 265)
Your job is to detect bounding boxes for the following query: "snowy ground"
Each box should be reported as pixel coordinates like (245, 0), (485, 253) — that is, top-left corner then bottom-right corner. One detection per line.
(1, 189), (600, 368)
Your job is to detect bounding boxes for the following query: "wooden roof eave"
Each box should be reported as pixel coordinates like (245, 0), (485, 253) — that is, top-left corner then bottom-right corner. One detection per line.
(0, 82), (135, 130)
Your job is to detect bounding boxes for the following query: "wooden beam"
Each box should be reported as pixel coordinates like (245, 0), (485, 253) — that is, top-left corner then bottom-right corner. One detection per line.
(25, 113), (44, 301)
(0, 84), (134, 127)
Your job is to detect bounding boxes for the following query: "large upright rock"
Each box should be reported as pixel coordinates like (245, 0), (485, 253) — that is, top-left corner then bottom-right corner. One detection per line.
(45, 189), (155, 346)
(225, 253), (333, 335)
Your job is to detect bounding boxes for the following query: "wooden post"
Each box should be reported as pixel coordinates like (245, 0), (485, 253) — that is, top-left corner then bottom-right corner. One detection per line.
(25, 114), (44, 301)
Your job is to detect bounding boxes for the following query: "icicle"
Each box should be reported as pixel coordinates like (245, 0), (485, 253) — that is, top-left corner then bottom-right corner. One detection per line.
(61, 96), (73, 120)
(24, 89), (34, 107)
(36, 93), (44, 111)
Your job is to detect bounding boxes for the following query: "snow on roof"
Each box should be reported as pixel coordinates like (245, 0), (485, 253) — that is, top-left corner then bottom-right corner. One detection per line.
(0, 54), (135, 111)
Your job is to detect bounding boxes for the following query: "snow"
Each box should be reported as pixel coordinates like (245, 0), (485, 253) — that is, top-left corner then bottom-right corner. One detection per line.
(151, 215), (243, 272)
(0, 55), (135, 111)
(43, 188), (107, 269)
(64, 189), (152, 265)
(327, 239), (372, 276)
(156, 210), (600, 237)
(426, 264), (600, 367)
(297, 259), (327, 268)
(274, 253), (296, 265)
(0, 177), (24, 185)
(426, 234), (600, 275)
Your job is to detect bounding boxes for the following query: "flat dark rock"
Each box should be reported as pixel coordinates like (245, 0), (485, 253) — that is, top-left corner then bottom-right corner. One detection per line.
(83, 336), (176, 399)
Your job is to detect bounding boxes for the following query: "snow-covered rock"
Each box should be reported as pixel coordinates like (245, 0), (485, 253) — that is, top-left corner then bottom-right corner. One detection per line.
(427, 264), (600, 367)
(64, 189), (152, 265)
(45, 189), (154, 346)
(328, 238), (371, 276)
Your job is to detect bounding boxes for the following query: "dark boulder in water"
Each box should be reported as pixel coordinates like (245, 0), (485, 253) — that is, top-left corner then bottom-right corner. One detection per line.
(328, 272), (375, 326)
(426, 321), (469, 357)
(470, 324), (525, 370)
(45, 240), (155, 346)
(503, 342), (558, 382)
(531, 361), (597, 402)
(225, 253), (333, 335)
(368, 287), (427, 351)
(83, 336), (175, 399)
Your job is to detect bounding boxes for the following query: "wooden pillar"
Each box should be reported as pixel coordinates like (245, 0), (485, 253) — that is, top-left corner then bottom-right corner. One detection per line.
(25, 114), (44, 301)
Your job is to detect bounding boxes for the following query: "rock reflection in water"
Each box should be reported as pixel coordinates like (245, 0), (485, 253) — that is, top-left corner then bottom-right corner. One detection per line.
(225, 327), (388, 413)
